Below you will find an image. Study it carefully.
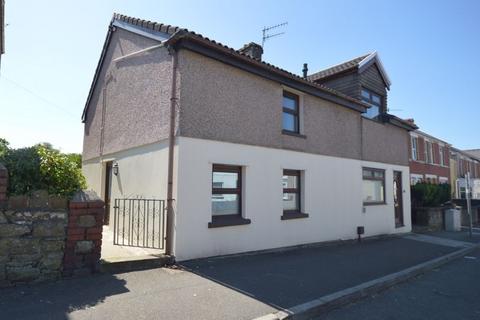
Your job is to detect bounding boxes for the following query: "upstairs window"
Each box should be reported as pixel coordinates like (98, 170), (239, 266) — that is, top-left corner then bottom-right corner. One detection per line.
(439, 146), (445, 166)
(282, 91), (299, 133)
(411, 136), (418, 161)
(361, 88), (383, 120)
(425, 141), (433, 164)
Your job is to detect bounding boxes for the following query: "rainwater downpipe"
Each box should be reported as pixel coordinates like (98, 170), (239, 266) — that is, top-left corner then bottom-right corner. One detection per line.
(165, 46), (178, 257)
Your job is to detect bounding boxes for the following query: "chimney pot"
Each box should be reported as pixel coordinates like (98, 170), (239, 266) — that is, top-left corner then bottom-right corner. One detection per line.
(239, 42), (263, 61)
(302, 63), (308, 78)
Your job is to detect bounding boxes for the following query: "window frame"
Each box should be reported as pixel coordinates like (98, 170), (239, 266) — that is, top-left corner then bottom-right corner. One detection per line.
(282, 91), (300, 134)
(439, 146), (445, 166)
(281, 169), (308, 220)
(425, 141), (433, 164)
(411, 136), (418, 161)
(361, 88), (383, 119)
(282, 169), (301, 213)
(362, 167), (386, 205)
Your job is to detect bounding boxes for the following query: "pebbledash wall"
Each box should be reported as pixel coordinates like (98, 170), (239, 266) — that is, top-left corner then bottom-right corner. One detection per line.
(174, 137), (411, 261)
(0, 182), (105, 287)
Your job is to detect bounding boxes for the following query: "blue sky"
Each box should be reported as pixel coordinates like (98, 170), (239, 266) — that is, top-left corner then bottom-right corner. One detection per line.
(1, 0), (479, 153)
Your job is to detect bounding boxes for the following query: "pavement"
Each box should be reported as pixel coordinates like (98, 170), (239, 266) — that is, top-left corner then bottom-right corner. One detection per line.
(314, 248), (480, 320)
(101, 225), (165, 262)
(0, 232), (477, 320)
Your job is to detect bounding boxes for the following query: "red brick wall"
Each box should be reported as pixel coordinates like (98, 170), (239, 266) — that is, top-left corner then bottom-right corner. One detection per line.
(63, 195), (104, 277)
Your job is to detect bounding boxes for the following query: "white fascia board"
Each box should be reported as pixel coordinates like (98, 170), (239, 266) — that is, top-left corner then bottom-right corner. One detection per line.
(112, 20), (171, 42)
(358, 52), (392, 89)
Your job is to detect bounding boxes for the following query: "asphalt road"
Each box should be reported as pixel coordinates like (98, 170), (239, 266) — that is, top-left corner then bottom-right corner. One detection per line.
(316, 248), (480, 320)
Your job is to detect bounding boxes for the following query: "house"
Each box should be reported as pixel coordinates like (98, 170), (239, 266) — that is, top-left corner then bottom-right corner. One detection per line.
(408, 129), (451, 185)
(450, 148), (480, 199)
(81, 14), (417, 261)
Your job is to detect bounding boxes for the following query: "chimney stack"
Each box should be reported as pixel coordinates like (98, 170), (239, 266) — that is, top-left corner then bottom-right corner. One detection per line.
(302, 63), (308, 78)
(239, 42), (263, 61)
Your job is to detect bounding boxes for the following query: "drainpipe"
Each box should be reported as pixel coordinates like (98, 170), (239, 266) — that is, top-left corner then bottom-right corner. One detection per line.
(165, 46), (178, 257)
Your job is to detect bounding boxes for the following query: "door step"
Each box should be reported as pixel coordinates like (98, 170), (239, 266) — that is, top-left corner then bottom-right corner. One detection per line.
(100, 255), (174, 274)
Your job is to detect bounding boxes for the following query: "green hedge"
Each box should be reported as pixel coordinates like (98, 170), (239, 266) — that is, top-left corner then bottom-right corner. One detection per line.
(411, 182), (451, 207)
(0, 140), (86, 197)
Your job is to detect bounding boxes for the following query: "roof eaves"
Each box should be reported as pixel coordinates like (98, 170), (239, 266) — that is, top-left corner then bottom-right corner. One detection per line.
(357, 52), (391, 89)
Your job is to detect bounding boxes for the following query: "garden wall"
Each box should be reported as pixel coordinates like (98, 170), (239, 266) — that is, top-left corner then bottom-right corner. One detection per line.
(0, 186), (104, 288)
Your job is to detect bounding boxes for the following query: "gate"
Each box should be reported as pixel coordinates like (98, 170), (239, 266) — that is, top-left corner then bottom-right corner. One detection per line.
(113, 198), (166, 250)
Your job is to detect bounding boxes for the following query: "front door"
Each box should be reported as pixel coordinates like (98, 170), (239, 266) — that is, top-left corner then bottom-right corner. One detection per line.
(104, 161), (113, 225)
(393, 171), (404, 227)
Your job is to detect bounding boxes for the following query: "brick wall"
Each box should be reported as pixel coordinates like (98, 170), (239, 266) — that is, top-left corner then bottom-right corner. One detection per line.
(0, 164), (7, 204)
(63, 191), (104, 277)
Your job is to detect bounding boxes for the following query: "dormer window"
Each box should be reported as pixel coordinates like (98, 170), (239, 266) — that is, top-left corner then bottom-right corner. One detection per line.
(361, 88), (383, 120)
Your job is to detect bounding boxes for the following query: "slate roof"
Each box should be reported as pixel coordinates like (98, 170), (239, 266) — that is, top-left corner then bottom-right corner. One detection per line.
(307, 54), (370, 82)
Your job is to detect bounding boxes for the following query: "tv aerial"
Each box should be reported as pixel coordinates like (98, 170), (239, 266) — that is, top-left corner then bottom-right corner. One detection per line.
(262, 22), (288, 48)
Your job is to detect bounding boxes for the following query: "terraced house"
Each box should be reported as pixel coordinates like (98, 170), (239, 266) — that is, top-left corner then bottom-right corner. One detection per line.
(81, 14), (417, 261)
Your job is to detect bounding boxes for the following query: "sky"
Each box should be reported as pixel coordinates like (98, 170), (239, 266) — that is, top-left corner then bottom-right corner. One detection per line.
(0, 0), (479, 153)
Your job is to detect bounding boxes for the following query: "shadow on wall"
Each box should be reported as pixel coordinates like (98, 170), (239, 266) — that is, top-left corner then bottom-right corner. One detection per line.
(0, 274), (128, 320)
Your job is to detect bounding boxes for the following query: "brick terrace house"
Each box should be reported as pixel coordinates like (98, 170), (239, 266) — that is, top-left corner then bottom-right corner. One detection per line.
(450, 148), (480, 199)
(408, 130), (451, 185)
(81, 14), (417, 261)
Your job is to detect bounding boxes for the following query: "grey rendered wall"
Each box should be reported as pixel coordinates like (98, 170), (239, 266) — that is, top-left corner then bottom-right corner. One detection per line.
(362, 118), (409, 165)
(82, 28), (174, 161)
(178, 50), (363, 160)
(178, 49), (408, 165)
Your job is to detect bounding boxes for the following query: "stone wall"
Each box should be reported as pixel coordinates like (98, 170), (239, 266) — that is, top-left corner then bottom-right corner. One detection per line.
(0, 188), (105, 288)
(413, 207), (445, 230)
(0, 191), (68, 287)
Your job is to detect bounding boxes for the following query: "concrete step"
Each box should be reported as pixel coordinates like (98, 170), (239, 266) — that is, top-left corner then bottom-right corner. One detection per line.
(100, 255), (174, 274)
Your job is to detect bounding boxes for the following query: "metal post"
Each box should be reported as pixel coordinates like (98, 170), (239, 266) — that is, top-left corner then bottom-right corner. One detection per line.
(466, 172), (473, 238)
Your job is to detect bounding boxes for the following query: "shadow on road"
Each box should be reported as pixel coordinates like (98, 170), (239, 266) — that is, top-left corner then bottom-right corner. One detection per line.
(0, 273), (128, 320)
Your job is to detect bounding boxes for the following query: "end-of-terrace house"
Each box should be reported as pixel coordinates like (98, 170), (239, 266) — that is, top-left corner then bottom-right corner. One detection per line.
(450, 148), (480, 199)
(408, 129), (451, 185)
(81, 14), (417, 261)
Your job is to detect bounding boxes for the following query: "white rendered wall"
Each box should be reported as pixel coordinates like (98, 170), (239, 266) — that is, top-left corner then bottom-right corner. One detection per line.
(82, 140), (176, 225)
(174, 137), (411, 261)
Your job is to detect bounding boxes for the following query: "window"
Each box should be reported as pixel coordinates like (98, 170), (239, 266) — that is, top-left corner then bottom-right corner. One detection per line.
(362, 168), (385, 205)
(361, 88), (383, 119)
(211, 165), (242, 216)
(282, 91), (299, 133)
(439, 146), (445, 166)
(281, 170), (308, 220)
(283, 170), (301, 212)
(209, 164), (250, 228)
(425, 141), (433, 164)
(411, 136), (418, 161)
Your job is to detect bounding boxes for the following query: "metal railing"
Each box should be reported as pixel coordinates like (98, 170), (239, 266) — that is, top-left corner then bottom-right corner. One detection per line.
(113, 198), (166, 249)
